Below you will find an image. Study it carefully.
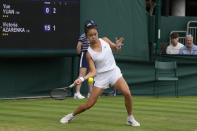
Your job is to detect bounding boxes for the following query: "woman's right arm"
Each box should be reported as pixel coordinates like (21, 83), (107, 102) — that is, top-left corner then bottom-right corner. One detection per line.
(74, 52), (96, 85)
(84, 52), (96, 79)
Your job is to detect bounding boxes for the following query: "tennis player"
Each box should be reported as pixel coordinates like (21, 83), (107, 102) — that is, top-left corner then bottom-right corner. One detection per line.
(60, 20), (140, 126)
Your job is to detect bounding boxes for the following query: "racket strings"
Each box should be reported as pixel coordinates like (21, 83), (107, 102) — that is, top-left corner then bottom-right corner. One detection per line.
(50, 88), (72, 100)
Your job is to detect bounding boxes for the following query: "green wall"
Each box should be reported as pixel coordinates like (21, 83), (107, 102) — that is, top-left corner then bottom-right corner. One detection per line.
(118, 59), (197, 96)
(0, 57), (74, 98)
(80, 0), (149, 61)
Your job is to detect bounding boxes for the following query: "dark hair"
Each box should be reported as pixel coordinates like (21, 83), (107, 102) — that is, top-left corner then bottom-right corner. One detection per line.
(170, 32), (179, 39)
(84, 20), (97, 34)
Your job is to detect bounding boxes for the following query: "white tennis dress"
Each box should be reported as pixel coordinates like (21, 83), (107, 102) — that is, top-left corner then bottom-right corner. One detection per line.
(88, 38), (122, 89)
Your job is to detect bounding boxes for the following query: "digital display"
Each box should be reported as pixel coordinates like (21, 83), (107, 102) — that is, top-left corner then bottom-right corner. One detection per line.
(0, 0), (80, 50)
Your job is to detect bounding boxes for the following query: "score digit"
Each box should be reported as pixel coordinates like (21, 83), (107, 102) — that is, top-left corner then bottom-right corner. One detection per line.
(44, 7), (51, 14)
(53, 8), (56, 14)
(44, 24), (56, 32)
(52, 25), (56, 31)
(44, 24), (51, 32)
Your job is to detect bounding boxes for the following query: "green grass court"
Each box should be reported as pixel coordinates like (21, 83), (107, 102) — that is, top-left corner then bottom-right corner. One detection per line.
(0, 96), (197, 131)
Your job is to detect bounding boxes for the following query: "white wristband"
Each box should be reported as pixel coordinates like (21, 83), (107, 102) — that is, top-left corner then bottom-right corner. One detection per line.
(79, 77), (85, 82)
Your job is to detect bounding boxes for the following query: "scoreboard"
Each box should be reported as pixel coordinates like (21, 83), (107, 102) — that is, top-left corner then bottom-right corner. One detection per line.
(0, 0), (80, 51)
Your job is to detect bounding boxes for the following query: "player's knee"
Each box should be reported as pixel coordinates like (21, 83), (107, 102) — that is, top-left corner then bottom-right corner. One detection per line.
(123, 91), (131, 98)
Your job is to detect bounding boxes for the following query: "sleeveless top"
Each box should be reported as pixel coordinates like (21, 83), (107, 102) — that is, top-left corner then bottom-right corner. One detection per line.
(88, 38), (116, 73)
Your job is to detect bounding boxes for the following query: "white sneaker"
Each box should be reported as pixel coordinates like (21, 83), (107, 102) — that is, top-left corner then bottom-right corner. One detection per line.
(60, 113), (74, 124)
(127, 116), (140, 127)
(74, 93), (85, 99)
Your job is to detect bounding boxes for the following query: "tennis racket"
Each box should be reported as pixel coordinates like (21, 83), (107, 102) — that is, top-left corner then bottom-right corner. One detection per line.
(50, 83), (75, 100)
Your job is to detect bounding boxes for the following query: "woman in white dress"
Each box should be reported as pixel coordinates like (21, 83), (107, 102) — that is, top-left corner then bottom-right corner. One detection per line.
(60, 20), (140, 127)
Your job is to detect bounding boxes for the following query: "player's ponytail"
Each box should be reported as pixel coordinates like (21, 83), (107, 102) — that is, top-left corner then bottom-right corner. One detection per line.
(84, 20), (98, 34)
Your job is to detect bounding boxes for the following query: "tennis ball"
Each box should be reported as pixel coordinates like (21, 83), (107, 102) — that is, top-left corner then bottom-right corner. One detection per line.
(88, 77), (94, 83)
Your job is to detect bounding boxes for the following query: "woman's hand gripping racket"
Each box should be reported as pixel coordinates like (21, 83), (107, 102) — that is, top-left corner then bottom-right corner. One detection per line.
(50, 83), (75, 100)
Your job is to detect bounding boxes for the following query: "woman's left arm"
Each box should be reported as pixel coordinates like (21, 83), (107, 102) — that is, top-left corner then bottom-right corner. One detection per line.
(102, 37), (124, 52)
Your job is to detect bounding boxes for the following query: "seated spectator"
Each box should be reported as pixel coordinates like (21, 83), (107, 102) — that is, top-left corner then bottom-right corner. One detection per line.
(166, 32), (184, 54)
(179, 34), (197, 55)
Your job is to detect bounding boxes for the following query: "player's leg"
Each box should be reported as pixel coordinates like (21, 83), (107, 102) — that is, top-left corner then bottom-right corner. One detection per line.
(87, 79), (93, 98)
(74, 67), (87, 99)
(60, 86), (103, 124)
(73, 86), (103, 115)
(113, 77), (132, 115)
(110, 66), (140, 126)
(86, 64), (93, 98)
(113, 77), (140, 126)
(75, 51), (90, 99)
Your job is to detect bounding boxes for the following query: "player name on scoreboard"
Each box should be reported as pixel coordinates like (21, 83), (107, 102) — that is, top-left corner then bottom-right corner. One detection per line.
(2, 22), (29, 33)
(3, 4), (20, 15)
(1, 3), (29, 35)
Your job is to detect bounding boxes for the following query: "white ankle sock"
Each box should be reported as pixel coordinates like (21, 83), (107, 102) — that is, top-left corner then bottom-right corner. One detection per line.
(128, 115), (135, 120)
(70, 113), (74, 117)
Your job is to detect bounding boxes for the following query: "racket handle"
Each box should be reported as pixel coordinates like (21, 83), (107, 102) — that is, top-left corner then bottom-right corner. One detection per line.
(69, 83), (75, 88)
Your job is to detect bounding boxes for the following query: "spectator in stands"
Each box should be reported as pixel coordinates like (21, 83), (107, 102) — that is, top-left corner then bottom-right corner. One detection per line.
(166, 32), (184, 54)
(179, 34), (197, 55)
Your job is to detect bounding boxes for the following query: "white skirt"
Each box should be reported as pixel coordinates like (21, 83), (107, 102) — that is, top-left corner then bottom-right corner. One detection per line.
(94, 66), (122, 89)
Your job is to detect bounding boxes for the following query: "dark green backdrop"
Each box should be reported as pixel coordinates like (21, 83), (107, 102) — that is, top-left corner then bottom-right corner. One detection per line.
(80, 0), (149, 61)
